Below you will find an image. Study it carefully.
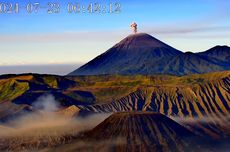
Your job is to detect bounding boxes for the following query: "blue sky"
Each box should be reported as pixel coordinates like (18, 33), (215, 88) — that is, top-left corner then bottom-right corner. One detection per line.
(0, 0), (230, 74)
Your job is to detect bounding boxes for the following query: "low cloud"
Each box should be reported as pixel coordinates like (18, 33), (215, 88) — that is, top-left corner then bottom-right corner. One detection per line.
(145, 25), (230, 35)
(0, 64), (82, 75)
(0, 94), (110, 151)
(171, 114), (230, 124)
(43, 137), (127, 152)
(0, 30), (129, 43)
(0, 23), (229, 44)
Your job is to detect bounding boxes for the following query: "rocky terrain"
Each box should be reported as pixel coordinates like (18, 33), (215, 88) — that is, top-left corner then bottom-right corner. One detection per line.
(0, 71), (229, 152)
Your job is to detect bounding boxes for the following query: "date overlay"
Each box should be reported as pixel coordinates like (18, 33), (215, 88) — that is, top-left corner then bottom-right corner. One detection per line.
(0, 2), (121, 14)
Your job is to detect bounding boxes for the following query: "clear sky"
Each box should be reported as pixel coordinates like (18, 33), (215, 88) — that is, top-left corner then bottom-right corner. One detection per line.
(0, 0), (230, 74)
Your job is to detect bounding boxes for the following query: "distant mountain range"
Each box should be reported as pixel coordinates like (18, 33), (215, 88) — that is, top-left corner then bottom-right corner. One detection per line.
(69, 33), (230, 76)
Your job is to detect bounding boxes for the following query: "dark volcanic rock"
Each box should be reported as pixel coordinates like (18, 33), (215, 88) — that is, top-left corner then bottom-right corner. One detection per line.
(69, 33), (182, 75)
(54, 112), (212, 152)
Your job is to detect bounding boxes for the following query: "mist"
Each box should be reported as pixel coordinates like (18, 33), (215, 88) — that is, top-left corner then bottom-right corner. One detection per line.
(170, 114), (230, 124)
(0, 94), (110, 151)
(0, 64), (81, 75)
(0, 95), (229, 152)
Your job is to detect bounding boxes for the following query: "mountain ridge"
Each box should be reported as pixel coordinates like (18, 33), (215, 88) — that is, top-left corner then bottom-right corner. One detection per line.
(69, 33), (230, 76)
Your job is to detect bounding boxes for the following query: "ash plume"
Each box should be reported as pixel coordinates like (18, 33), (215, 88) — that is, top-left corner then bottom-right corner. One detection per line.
(130, 22), (137, 34)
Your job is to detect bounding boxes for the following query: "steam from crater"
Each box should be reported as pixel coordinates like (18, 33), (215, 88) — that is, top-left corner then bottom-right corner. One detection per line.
(0, 94), (110, 138)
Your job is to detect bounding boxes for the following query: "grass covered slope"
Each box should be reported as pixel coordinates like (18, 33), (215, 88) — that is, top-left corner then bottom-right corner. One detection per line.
(0, 71), (229, 121)
(0, 71), (229, 152)
(76, 71), (230, 117)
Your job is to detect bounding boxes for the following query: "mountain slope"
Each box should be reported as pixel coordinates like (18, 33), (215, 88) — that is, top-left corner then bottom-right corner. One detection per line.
(69, 33), (230, 76)
(0, 71), (229, 123)
(69, 33), (182, 75)
(198, 45), (230, 63)
(50, 112), (211, 152)
(78, 71), (230, 118)
(165, 52), (228, 75)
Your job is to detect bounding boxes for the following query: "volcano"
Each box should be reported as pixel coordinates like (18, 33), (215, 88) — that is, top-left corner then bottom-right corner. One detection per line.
(69, 33), (182, 75)
(52, 112), (211, 152)
(69, 33), (230, 76)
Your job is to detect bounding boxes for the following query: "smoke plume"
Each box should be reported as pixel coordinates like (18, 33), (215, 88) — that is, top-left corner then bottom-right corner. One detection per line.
(32, 94), (60, 112)
(130, 22), (137, 34)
